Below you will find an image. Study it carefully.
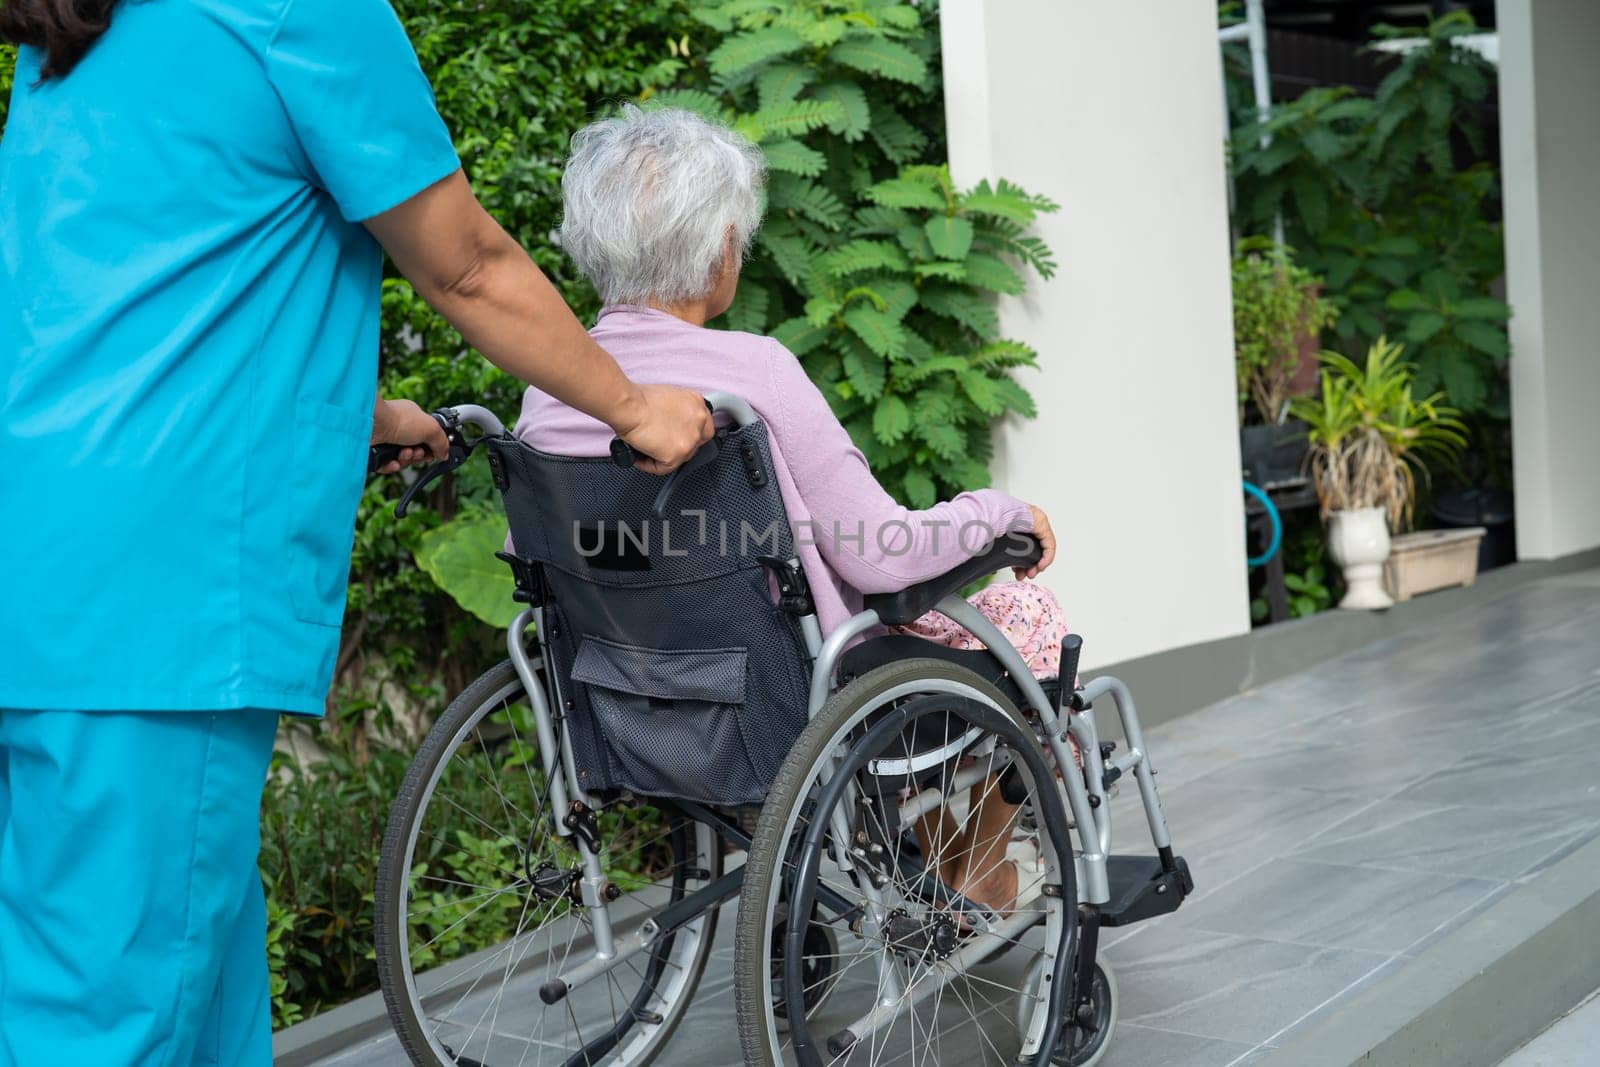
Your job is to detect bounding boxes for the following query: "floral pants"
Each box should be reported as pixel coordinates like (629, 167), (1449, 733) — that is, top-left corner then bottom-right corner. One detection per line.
(898, 580), (1071, 681)
(896, 579), (1082, 776)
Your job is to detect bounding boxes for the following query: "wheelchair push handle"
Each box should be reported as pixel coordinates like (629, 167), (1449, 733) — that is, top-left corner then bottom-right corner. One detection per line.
(367, 404), (510, 518)
(367, 412), (453, 475)
(601, 395), (723, 470)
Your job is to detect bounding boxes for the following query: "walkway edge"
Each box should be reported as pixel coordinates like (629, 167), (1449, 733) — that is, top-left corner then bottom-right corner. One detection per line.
(1259, 834), (1600, 1067)
(272, 985), (390, 1066)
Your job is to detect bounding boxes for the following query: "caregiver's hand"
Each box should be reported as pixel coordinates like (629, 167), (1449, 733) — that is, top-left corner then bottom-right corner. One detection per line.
(613, 384), (717, 475)
(370, 397), (450, 474)
(364, 171), (713, 471)
(1015, 504), (1057, 580)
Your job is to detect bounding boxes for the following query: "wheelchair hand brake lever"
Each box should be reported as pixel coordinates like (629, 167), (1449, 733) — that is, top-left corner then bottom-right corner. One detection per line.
(650, 436), (720, 518)
(390, 410), (472, 519)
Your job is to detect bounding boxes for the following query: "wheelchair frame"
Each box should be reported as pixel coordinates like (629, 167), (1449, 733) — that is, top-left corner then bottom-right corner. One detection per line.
(389, 395), (1189, 1066)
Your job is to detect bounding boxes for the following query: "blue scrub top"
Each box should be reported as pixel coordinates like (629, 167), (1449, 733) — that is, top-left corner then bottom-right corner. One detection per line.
(0, 0), (460, 714)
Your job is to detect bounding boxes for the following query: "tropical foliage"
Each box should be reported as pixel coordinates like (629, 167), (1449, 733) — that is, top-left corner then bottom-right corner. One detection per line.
(1228, 13), (1510, 424)
(1292, 337), (1467, 529)
(1231, 238), (1338, 423)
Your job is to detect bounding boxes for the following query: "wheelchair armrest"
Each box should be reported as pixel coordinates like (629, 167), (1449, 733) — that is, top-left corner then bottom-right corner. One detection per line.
(863, 534), (1043, 626)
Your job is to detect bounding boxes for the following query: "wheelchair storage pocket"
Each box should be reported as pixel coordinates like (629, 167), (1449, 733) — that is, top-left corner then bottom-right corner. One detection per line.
(570, 637), (763, 804)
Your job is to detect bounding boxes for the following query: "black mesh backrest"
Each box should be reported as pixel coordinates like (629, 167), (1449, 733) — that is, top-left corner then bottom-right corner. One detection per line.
(488, 422), (812, 805)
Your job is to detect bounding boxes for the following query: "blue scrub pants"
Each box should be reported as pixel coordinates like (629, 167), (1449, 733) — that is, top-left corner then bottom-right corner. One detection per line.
(0, 708), (279, 1067)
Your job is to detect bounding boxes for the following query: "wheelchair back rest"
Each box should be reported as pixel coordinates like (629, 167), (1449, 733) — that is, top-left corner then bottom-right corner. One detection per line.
(487, 422), (813, 806)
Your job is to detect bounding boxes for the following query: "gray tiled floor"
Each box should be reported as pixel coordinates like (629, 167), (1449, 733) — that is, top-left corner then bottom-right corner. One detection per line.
(300, 568), (1600, 1067)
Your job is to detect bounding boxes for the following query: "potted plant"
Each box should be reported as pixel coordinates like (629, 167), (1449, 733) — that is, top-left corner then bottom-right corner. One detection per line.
(1233, 239), (1338, 487)
(1291, 337), (1467, 609)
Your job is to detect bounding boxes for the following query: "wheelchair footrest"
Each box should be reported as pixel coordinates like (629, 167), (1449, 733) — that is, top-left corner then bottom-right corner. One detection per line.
(1100, 853), (1193, 927)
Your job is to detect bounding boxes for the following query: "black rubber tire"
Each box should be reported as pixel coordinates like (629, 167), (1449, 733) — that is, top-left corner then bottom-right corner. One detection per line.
(374, 659), (719, 1067)
(734, 657), (1079, 1066)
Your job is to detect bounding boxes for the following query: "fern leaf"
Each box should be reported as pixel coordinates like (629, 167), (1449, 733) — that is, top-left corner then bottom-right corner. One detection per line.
(866, 277), (918, 321)
(957, 370), (1004, 415)
(760, 230), (819, 285)
(810, 80), (871, 141)
(645, 90), (728, 122)
(867, 177), (946, 211)
(919, 284), (998, 336)
(722, 283), (771, 334)
(897, 354), (970, 383)
(902, 467), (937, 508)
(736, 98), (847, 142)
(828, 36), (928, 85)
(854, 204), (910, 235)
(867, 101), (927, 163)
(842, 341), (888, 399)
(924, 216), (975, 260)
(977, 227), (1059, 280)
(805, 295), (843, 326)
(896, 223), (931, 258)
(820, 239), (909, 278)
(958, 178), (1059, 223)
(756, 62), (815, 108)
(900, 324), (934, 362)
(773, 316), (832, 356)
(914, 260), (967, 282)
(708, 27), (807, 78)
(868, 3), (923, 31)
(763, 138), (827, 177)
(990, 376), (1037, 418)
(916, 411), (964, 459)
(963, 252), (1025, 294)
(974, 340), (1039, 368)
(770, 175), (849, 230)
(872, 394), (912, 445)
(843, 306), (908, 359)
(796, 14), (848, 49)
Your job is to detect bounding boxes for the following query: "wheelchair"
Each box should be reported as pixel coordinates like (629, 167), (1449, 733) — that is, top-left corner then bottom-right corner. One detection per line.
(371, 394), (1192, 1067)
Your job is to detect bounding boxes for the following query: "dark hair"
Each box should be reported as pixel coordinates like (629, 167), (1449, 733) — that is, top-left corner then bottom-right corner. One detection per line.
(1, 0), (120, 80)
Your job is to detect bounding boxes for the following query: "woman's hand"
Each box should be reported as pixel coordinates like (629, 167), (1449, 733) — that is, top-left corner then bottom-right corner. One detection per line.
(1015, 504), (1057, 579)
(370, 397), (450, 474)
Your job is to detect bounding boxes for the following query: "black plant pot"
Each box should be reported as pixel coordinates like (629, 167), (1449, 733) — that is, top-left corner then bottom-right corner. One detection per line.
(1432, 487), (1516, 572)
(1240, 420), (1310, 489)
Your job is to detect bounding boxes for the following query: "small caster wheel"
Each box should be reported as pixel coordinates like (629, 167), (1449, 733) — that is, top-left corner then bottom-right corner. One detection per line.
(1016, 952), (1118, 1067)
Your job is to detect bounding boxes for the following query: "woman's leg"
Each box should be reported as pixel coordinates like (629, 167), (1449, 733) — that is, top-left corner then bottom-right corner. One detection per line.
(0, 707), (278, 1067)
(898, 581), (1072, 911)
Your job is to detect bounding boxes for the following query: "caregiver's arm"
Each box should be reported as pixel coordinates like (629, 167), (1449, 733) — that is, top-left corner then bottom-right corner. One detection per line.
(364, 170), (713, 474)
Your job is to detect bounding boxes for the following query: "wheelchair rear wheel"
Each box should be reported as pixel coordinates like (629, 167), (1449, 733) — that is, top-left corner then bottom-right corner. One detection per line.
(735, 658), (1079, 1066)
(375, 659), (721, 1066)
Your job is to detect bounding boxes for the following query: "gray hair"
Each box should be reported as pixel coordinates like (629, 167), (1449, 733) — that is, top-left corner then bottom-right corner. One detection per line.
(559, 105), (768, 307)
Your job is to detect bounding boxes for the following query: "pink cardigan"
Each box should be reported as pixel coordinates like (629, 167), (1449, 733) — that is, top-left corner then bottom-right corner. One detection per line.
(514, 306), (1034, 636)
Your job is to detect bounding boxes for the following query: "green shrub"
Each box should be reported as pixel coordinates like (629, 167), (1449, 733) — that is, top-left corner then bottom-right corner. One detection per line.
(0, 43), (15, 128)
(1232, 238), (1337, 423)
(1228, 12), (1509, 427)
(260, 745), (410, 1027)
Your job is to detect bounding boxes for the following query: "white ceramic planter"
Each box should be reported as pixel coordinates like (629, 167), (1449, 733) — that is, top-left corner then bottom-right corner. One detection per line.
(1328, 507), (1393, 610)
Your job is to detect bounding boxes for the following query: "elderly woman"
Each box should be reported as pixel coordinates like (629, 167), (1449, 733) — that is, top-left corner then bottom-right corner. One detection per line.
(516, 106), (1069, 915)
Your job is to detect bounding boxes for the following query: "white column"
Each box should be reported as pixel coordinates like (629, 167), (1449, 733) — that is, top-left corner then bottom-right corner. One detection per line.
(941, 0), (1249, 668)
(1499, 0), (1600, 560)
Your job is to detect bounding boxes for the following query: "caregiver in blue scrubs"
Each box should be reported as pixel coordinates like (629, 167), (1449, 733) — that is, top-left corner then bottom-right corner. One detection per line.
(0, 0), (714, 1062)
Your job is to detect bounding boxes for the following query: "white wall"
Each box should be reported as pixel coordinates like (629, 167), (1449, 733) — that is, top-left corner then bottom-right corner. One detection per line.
(1499, 0), (1600, 560)
(941, 0), (1250, 668)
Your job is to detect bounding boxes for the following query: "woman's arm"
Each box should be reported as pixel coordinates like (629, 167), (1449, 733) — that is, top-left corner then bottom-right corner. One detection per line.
(363, 170), (711, 474)
(766, 347), (1048, 593)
